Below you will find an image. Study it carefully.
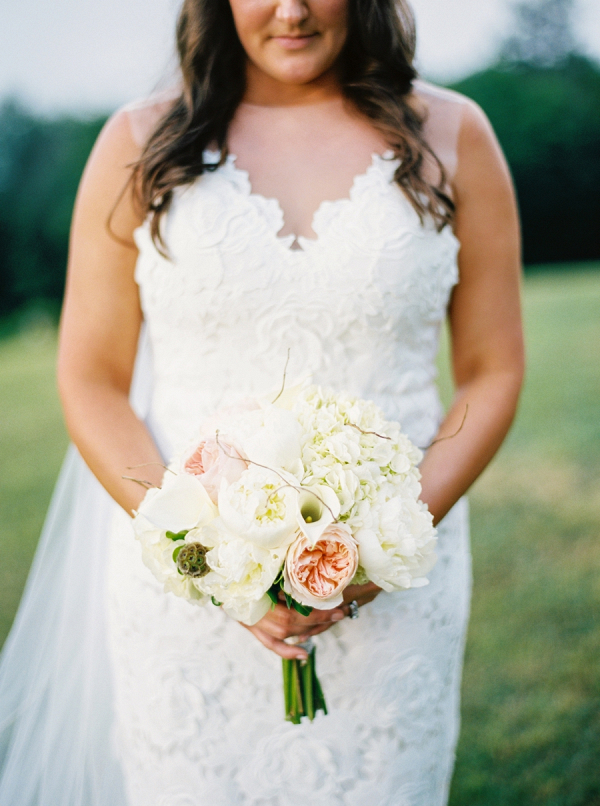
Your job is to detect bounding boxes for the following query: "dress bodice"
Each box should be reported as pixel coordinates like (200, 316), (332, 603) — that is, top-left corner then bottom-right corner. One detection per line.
(134, 150), (460, 459)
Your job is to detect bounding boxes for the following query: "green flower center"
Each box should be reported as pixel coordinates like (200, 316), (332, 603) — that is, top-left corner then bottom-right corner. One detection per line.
(176, 543), (209, 578)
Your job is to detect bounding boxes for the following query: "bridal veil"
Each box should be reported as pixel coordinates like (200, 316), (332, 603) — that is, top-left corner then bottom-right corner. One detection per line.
(0, 328), (153, 805)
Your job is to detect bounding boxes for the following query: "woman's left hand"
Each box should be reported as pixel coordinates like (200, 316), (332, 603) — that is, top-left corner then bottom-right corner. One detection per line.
(340, 581), (382, 615)
(293, 581), (382, 642)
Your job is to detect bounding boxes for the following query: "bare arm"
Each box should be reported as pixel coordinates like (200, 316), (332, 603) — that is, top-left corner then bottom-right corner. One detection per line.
(57, 110), (164, 515)
(419, 100), (525, 523)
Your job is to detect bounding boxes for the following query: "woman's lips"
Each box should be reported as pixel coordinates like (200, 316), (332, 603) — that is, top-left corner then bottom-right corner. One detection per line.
(271, 34), (318, 50)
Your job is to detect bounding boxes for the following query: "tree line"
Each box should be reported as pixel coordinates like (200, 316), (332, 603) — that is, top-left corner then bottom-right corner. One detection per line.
(1, 54), (599, 322)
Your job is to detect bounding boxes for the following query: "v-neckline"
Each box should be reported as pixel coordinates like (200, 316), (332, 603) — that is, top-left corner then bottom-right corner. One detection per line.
(204, 148), (398, 254)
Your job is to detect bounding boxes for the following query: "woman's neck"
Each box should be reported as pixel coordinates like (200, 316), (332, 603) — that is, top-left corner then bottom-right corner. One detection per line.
(243, 61), (344, 108)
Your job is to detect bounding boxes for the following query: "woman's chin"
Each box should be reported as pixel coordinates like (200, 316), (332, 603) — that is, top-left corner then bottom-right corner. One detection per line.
(255, 51), (340, 89)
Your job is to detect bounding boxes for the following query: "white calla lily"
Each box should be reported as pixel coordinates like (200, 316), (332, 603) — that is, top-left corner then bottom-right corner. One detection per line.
(296, 485), (341, 546)
(138, 472), (218, 532)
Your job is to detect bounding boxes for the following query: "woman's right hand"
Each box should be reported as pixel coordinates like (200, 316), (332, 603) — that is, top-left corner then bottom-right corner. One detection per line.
(241, 600), (346, 660)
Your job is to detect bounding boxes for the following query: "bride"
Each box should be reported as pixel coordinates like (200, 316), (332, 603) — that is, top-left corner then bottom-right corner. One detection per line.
(0, 0), (524, 804)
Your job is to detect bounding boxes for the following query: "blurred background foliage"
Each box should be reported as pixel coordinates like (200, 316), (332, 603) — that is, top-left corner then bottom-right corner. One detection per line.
(0, 106), (104, 324)
(450, 54), (600, 265)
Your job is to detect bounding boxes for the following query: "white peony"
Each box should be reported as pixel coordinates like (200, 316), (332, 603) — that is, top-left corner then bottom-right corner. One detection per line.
(354, 493), (437, 591)
(201, 403), (303, 476)
(131, 512), (207, 605)
(218, 465), (300, 549)
(194, 519), (285, 625)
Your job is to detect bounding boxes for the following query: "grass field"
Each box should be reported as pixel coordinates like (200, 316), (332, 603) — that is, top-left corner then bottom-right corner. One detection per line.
(1, 266), (599, 803)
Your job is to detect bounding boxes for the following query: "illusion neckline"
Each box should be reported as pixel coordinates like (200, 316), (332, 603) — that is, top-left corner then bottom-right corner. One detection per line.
(203, 148), (399, 253)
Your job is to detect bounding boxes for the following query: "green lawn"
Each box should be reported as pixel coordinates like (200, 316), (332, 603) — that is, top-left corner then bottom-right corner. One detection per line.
(0, 326), (68, 643)
(1, 267), (599, 804)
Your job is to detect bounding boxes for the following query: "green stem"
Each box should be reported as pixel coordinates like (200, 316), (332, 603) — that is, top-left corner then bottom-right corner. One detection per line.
(303, 650), (315, 720)
(282, 640), (328, 723)
(282, 658), (291, 719)
(290, 658), (303, 724)
(313, 659), (328, 716)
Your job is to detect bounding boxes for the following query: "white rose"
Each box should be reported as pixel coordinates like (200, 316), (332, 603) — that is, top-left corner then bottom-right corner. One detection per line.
(221, 596), (273, 626)
(163, 573), (206, 603)
(132, 511), (208, 604)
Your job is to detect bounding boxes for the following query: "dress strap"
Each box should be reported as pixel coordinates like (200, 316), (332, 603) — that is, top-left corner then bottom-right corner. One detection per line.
(413, 79), (469, 188)
(122, 86), (181, 149)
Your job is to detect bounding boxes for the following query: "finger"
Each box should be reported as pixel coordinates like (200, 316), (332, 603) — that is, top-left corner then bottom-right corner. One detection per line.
(266, 607), (344, 638)
(295, 622), (337, 640)
(290, 607), (345, 628)
(245, 625), (309, 661)
(273, 596), (345, 626)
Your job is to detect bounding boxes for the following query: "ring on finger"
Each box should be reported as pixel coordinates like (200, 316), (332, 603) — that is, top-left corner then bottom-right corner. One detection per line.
(348, 600), (359, 620)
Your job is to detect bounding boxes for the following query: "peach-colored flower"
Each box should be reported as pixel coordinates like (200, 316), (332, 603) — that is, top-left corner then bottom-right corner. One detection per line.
(284, 523), (358, 609)
(184, 437), (247, 505)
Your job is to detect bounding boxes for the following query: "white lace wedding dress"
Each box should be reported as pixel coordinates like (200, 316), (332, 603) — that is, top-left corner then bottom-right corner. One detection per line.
(0, 85), (471, 806)
(106, 123), (471, 804)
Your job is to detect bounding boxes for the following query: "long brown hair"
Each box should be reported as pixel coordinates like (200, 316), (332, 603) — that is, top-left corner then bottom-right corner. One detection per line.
(134, 0), (454, 249)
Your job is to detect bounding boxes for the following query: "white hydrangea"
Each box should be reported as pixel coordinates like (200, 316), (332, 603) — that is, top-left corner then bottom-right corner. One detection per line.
(292, 385), (425, 531)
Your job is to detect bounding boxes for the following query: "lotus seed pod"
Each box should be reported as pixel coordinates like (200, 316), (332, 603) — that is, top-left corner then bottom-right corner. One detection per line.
(176, 543), (209, 578)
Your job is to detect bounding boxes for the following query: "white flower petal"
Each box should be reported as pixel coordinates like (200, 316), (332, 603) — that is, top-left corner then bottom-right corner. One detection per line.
(222, 594), (272, 626)
(218, 466), (299, 549)
(139, 473), (217, 532)
(296, 484), (341, 545)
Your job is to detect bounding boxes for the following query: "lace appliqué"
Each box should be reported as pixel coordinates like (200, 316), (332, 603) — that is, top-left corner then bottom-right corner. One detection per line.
(108, 154), (470, 806)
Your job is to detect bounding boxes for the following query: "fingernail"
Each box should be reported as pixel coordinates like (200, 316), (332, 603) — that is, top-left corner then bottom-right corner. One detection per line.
(296, 653), (308, 661)
(331, 612), (344, 621)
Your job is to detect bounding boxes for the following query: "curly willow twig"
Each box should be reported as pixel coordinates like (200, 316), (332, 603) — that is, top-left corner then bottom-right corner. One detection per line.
(271, 347), (291, 405)
(121, 476), (158, 489)
(214, 430), (339, 525)
(122, 461), (175, 489)
(421, 404), (469, 450)
(346, 422), (392, 441)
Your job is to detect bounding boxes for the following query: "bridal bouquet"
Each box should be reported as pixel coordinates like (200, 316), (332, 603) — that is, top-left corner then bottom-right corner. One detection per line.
(132, 383), (437, 722)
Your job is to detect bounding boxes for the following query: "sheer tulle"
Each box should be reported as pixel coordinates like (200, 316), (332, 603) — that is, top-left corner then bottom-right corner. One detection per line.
(0, 329), (152, 806)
